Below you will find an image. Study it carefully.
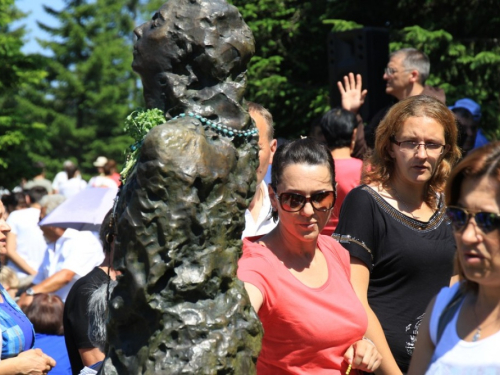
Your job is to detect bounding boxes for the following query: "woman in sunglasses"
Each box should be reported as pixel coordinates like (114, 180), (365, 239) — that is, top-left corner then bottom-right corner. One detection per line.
(334, 95), (461, 374)
(408, 142), (500, 373)
(238, 138), (381, 374)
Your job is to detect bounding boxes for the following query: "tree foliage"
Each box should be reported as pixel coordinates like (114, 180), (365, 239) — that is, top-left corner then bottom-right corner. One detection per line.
(30, 0), (143, 179)
(0, 0), (49, 188)
(231, 0), (500, 139)
(1, 0), (499, 188)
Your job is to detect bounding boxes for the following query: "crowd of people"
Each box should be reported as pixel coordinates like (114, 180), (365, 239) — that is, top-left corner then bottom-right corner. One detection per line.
(0, 46), (498, 375)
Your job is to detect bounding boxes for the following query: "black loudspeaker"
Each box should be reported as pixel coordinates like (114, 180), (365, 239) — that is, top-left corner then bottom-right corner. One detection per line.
(328, 28), (391, 122)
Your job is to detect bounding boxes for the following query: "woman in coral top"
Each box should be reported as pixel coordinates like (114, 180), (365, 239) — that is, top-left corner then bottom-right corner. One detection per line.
(238, 138), (381, 374)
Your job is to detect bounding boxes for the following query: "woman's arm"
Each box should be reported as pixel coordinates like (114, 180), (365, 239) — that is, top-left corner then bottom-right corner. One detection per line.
(5, 233), (37, 275)
(243, 282), (263, 313)
(350, 258), (403, 375)
(407, 297), (437, 375)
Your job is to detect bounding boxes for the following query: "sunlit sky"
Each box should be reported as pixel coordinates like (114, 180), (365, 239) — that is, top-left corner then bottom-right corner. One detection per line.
(14, 0), (65, 55)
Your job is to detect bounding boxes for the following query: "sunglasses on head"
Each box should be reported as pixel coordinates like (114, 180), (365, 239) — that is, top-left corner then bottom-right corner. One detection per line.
(277, 191), (336, 212)
(445, 206), (500, 233)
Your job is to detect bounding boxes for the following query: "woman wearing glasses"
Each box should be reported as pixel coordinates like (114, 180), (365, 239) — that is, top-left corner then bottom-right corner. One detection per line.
(408, 142), (500, 373)
(334, 95), (461, 374)
(0, 200), (56, 374)
(238, 138), (381, 374)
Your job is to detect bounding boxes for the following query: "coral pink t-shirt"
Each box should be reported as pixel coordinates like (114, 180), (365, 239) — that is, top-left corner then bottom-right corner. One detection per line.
(238, 235), (367, 375)
(322, 158), (363, 235)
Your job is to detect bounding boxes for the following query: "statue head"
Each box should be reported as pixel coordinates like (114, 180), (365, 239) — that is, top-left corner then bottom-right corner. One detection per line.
(132, 0), (255, 129)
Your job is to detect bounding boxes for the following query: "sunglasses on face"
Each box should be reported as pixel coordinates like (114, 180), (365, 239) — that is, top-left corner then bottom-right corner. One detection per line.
(446, 206), (500, 233)
(277, 191), (336, 212)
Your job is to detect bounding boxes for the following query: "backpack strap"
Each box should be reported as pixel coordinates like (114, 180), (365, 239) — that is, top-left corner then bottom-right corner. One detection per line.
(436, 285), (465, 344)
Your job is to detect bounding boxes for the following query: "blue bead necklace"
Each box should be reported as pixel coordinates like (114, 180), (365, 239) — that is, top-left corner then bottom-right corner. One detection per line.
(130, 112), (258, 152)
(172, 112), (258, 138)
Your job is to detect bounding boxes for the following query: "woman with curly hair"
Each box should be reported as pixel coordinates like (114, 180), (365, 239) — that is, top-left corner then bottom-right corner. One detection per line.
(334, 95), (462, 374)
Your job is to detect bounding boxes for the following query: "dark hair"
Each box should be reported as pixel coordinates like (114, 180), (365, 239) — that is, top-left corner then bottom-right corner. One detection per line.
(452, 107), (475, 151)
(64, 164), (78, 179)
(25, 294), (64, 335)
(27, 186), (48, 204)
(270, 138), (336, 221)
(445, 141), (500, 293)
(319, 107), (357, 150)
(103, 160), (117, 176)
(2, 192), (27, 212)
(99, 209), (115, 249)
(33, 161), (46, 175)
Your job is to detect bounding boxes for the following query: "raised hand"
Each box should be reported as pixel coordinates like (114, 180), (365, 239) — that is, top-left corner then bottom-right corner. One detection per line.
(337, 72), (367, 114)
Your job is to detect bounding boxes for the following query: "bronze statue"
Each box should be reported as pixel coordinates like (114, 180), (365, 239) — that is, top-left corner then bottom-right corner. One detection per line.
(100, 0), (262, 373)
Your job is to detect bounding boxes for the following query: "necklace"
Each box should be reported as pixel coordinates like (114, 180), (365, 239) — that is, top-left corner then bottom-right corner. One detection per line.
(472, 301), (500, 342)
(391, 187), (423, 219)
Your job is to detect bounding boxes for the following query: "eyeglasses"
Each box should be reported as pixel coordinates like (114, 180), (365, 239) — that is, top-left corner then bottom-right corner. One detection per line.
(277, 191), (336, 212)
(390, 138), (446, 155)
(446, 206), (500, 233)
(384, 67), (412, 76)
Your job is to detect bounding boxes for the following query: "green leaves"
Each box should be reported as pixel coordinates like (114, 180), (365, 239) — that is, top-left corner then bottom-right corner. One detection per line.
(121, 108), (165, 183)
(124, 108), (165, 142)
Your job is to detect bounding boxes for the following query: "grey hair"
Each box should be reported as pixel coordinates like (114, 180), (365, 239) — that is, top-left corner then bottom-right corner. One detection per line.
(87, 280), (117, 352)
(39, 194), (66, 215)
(391, 48), (430, 85)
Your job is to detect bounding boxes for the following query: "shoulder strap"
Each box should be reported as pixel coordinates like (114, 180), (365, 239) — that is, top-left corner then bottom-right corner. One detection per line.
(436, 286), (465, 344)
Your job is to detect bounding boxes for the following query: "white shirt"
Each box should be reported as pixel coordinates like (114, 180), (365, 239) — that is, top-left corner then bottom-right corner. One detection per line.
(33, 228), (104, 302)
(59, 177), (87, 198)
(242, 181), (277, 238)
(88, 176), (118, 188)
(6, 208), (47, 278)
(52, 171), (68, 192)
(426, 283), (500, 374)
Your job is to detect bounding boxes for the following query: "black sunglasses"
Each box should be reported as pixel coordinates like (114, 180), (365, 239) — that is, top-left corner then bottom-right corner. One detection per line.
(446, 206), (500, 233)
(277, 191), (336, 212)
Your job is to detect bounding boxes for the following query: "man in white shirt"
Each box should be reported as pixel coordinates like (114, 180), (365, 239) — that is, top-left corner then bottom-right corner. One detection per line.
(241, 102), (277, 238)
(5, 187), (49, 287)
(18, 195), (104, 306)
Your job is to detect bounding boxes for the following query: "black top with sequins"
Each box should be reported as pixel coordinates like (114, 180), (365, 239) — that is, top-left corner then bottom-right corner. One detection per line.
(333, 184), (456, 373)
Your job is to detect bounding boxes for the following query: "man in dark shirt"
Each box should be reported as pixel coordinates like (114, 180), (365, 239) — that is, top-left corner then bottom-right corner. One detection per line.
(338, 48), (445, 150)
(63, 211), (117, 374)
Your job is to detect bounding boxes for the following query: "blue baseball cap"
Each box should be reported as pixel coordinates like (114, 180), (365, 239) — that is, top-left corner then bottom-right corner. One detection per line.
(448, 98), (481, 122)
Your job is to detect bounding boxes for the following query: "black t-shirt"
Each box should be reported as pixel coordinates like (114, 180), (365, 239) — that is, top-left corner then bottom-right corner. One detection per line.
(63, 267), (109, 375)
(334, 185), (456, 372)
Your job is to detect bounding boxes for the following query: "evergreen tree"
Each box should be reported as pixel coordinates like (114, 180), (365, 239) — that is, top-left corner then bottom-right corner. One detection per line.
(230, 0), (334, 138)
(0, 0), (49, 189)
(230, 0), (499, 139)
(32, 0), (143, 177)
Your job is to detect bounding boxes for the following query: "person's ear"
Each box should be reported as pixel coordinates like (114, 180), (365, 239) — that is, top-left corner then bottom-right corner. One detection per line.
(269, 139), (277, 165)
(409, 69), (419, 83)
(268, 184), (278, 211)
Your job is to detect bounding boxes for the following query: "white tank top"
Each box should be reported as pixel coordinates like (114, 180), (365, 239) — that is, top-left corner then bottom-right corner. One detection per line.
(426, 283), (500, 374)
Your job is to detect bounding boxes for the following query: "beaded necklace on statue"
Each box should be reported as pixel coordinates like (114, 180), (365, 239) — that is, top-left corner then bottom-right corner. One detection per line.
(121, 109), (258, 182)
